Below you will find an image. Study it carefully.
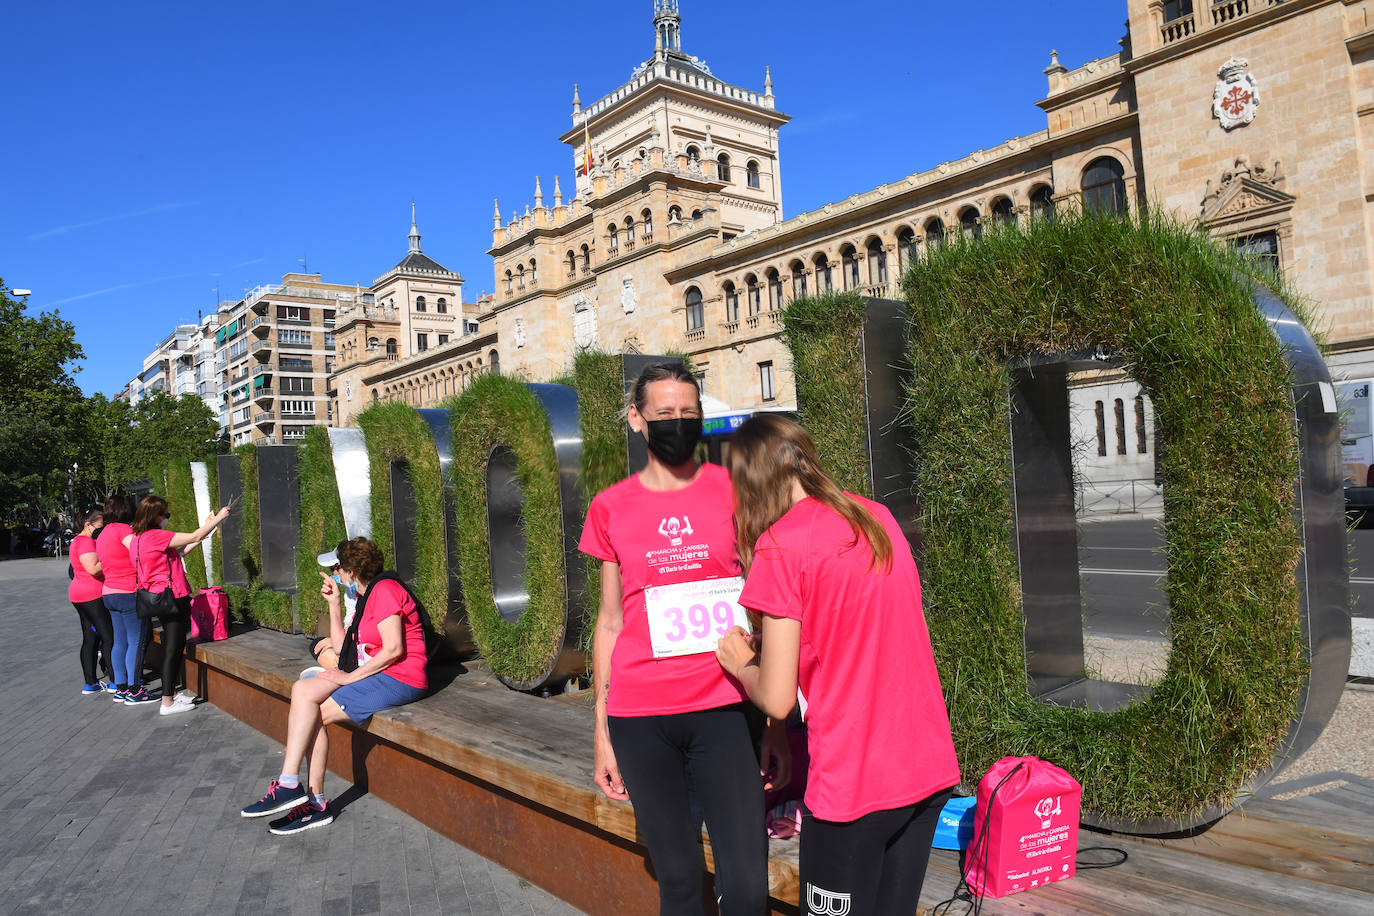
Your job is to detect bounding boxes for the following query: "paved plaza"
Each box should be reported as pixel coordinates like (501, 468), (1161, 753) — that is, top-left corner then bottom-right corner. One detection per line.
(0, 558), (584, 916)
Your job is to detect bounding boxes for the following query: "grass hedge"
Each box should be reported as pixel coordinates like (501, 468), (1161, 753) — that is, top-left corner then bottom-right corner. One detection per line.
(356, 402), (447, 634)
(448, 374), (568, 687)
(296, 426), (348, 635)
(850, 212), (1303, 824)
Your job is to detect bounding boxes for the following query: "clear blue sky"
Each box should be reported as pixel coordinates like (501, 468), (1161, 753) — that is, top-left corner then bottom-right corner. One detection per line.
(1, 1), (1126, 397)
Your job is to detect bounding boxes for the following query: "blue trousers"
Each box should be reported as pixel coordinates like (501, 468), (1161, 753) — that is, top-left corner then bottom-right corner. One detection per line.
(104, 593), (149, 689)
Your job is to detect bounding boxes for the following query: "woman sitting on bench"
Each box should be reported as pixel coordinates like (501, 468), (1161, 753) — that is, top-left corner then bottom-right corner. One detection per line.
(239, 536), (429, 835)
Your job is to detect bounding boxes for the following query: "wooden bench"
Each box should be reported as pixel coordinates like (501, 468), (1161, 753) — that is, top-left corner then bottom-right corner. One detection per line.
(182, 629), (1374, 915)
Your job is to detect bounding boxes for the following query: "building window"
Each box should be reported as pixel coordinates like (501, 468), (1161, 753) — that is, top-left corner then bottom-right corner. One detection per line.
(991, 197), (1015, 227)
(608, 223), (619, 251)
(1114, 398), (1126, 455)
(717, 153), (731, 182)
(642, 209), (653, 241)
(767, 269), (783, 309)
(814, 254), (833, 293)
(866, 239), (887, 286)
(1163, 0), (1193, 21)
(438, 333), (449, 346)
(691, 209), (703, 221)
(489, 349), (500, 374)
(566, 250), (577, 276)
(841, 245), (860, 290)
(1134, 395), (1148, 454)
(686, 145), (700, 163)
(924, 219), (945, 251)
(685, 287), (704, 331)
(505, 270), (513, 294)
(625, 217), (635, 246)
(276, 304), (310, 322)
(280, 376), (314, 395)
(746, 160), (760, 189)
(529, 258), (537, 284)
(759, 361), (776, 402)
(417, 333), (428, 352)
(416, 296), (426, 312)
(437, 297), (447, 314)
(668, 205), (682, 222)
(897, 228), (917, 272)
(1232, 230), (1280, 275)
(580, 244), (591, 271)
(959, 207), (982, 240)
(1030, 185), (1055, 223)
(372, 389), (379, 403)
(386, 338), (398, 356)
(747, 275), (761, 315)
(791, 262), (807, 299)
(1082, 158), (1127, 215)
(1095, 401), (1107, 457)
(724, 282), (739, 322)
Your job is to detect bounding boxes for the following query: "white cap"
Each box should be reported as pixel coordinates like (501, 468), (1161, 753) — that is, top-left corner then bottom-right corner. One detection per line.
(317, 550), (339, 568)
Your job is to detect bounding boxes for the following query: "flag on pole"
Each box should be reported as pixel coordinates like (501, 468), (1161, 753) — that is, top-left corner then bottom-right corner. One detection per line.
(583, 119), (592, 177)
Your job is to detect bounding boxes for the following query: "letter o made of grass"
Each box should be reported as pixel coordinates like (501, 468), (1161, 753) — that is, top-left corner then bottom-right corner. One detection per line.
(450, 374), (588, 690)
(896, 216), (1348, 834)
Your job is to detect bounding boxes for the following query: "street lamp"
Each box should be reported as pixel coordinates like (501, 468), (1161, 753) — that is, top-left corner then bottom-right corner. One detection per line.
(12, 289), (31, 296)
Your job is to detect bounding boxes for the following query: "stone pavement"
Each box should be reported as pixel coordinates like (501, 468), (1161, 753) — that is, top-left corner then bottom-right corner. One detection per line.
(0, 558), (585, 916)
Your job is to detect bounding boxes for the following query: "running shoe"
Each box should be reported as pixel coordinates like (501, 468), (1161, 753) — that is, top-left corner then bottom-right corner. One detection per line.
(122, 688), (158, 705)
(268, 799), (333, 835)
(81, 683), (103, 695)
(158, 700), (195, 716)
(105, 682), (119, 694)
(111, 689), (129, 704)
(240, 780), (308, 818)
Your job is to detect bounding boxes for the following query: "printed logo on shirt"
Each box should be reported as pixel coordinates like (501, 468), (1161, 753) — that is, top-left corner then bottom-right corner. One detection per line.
(657, 515), (694, 546)
(805, 884), (851, 916)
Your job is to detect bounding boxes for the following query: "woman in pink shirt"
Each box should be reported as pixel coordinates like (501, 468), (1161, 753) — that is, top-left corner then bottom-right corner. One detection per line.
(128, 495), (230, 715)
(578, 363), (787, 916)
(96, 493), (157, 705)
(69, 508), (115, 694)
(717, 414), (960, 916)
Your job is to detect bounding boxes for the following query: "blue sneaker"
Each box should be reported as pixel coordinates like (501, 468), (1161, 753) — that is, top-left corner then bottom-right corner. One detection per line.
(241, 780), (308, 818)
(81, 683), (103, 695)
(112, 689), (129, 703)
(122, 688), (158, 705)
(268, 799), (333, 835)
(105, 682), (119, 694)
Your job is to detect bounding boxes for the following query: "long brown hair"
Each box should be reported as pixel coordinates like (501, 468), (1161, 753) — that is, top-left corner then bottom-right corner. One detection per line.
(131, 495), (169, 534)
(729, 413), (892, 573)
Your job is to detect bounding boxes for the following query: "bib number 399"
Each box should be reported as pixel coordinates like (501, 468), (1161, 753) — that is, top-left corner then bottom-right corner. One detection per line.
(645, 576), (750, 658)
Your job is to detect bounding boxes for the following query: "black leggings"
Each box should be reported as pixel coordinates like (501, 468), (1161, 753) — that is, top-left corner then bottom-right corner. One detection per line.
(156, 596), (193, 698)
(72, 598), (114, 684)
(798, 787), (954, 916)
(608, 704), (768, 916)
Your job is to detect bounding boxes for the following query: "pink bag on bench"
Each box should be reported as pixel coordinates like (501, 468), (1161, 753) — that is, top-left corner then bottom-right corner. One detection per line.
(966, 755), (1081, 898)
(190, 587), (230, 642)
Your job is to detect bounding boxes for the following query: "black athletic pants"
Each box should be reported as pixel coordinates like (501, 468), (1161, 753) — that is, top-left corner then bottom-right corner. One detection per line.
(798, 786), (954, 916)
(72, 598), (114, 685)
(608, 704), (768, 916)
(156, 596), (193, 698)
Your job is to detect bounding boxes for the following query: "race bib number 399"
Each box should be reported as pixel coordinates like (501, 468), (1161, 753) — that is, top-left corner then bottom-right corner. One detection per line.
(645, 576), (750, 658)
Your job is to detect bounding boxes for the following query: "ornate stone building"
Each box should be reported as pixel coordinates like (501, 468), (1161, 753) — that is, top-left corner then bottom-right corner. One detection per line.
(334, 0), (1374, 470)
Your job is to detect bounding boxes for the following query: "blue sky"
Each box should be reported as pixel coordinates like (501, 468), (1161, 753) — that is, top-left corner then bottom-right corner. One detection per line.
(2, 1), (1126, 396)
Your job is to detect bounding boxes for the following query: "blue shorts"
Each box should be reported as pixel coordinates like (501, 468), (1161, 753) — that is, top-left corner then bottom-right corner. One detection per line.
(330, 672), (426, 723)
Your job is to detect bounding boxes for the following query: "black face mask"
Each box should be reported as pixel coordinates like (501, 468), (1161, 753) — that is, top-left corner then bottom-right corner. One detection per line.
(644, 417), (703, 466)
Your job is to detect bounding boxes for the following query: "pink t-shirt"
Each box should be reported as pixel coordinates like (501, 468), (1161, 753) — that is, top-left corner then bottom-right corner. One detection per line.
(96, 523), (137, 595)
(130, 528), (193, 599)
(578, 463), (747, 717)
(68, 534), (104, 603)
(739, 495), (960, 822)
(357, 578), (429, 690)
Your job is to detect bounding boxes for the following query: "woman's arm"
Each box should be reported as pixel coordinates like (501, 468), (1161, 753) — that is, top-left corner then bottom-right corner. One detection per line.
(717, 614), (801, 721)
(319, 573), (347, 652)
(167, 506), (231, 550)
(335, 614), (404, 683)
(78, 551), (101, 577)
(592, 560), (629, 800)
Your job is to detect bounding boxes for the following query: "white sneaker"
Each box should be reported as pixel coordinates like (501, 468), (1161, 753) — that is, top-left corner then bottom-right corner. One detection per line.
(174, 690), (198, 703)
(159, 700), (195, 716)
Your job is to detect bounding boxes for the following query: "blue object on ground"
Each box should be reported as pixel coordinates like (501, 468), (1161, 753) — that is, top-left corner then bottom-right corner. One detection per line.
(933, 795), (977, 850)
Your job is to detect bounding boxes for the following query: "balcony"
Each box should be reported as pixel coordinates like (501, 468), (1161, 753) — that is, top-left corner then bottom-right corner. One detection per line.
(253, 412), (275, 427)
(278, 338), (313, 350)
(249, 316), (271, 335)
(252, 338), (273, 356)
(279, 408), (316, 419)
(685, 327), (705, 342)
(278, 359), (313, 372)
(1161, 13), (1195, 44)
(253, 385), (274, 403)
(254, 435), (275, 445)
(252, 362), (272, 378)
(1211, 0), (1250, 27)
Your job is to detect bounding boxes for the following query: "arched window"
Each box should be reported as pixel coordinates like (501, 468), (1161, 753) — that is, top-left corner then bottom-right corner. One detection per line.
(386, 338), (398, 356)
(1030, 185), (1055, 223)
(924, 219), (946, 252)
(580, 244), (591, 271)
(1094, 401), (1106, 456)
(685, 286), (704, 331)
(790, 260), (807, 299)
(691, 209), (702, 221)
(625, 216), (635, 246)
(686, 145), (700, 163)
(436, 297), (447, 314)
(372, 389), (379, 403)
(642, 209), (653, 241)
(1113, 398), (1127, 455)
(840, 245), (860, 290)
(746, 274), (761, 315)
(489, 350), (500, 374)
(504, 269), (513, 294)
(814, 253), (833, 293)
(717, 153), (731, 182)
(1135, 395), (1148, 454)
(516, 265), (525, 288)
(959, 207), (982, 240)
(416, 295), (427, 312)
(746, 160), (760, 189)
(723, 281), (739, 322)
(991, 197), (1015, 227)
(668, 204), (682, 222)
(566, 250), (577, 276)
(608, 223), (619, 251)
(1082, 158), (1127, 215)
(1163, 0), (1193, 21)
(866, 238), (888, 286)
(767, 269), (783, 309)
(367, 336), (379, 350)
(897, 227), (917, 271)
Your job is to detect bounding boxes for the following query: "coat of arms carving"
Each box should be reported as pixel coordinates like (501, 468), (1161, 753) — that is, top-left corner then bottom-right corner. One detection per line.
(1213, 58), (1259, 131)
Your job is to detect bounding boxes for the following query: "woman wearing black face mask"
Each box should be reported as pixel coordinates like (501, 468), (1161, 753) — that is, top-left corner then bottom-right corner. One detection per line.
(578, 363), (789, 916)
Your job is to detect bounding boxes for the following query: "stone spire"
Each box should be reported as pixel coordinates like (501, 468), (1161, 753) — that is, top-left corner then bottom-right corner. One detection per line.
(408, 201), (422, 253)
(653, 0), (681, 55)
(492, 198), (501, 230)
(764, 65), (773, 99)
(553, 175), (563, 208)
(534, 176), (544, 209)
(572, 83), (581, 116)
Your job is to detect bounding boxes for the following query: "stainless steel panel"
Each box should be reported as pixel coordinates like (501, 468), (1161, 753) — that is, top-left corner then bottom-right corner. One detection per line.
(327, 427), (372, 540)
(859, 298), (922, 553)
(256, 446), (300, 597)
(417, 408), (474, 655)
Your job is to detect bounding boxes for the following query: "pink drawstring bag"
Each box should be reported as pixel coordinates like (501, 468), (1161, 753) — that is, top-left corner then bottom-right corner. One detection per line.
(965, 756), (1081, 898)
(190, 587), (230, 642)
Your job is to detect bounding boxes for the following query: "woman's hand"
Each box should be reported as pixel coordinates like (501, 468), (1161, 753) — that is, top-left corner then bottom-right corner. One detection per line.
(215, 505), (231, 522)
(315, 667), (354, 686)
(593, 731), (629, 801)
(759, 720), (792, 792)
(319, 571), (341, 605)
(715, 626), (758, 680)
